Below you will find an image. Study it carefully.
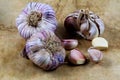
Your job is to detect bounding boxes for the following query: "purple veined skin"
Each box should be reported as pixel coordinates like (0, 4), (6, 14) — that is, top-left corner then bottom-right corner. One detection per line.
(21, 30), (66, 71)
(88, 48), (103, 63)
(64, 9), (105, 40)
(16, 2), (57, 39)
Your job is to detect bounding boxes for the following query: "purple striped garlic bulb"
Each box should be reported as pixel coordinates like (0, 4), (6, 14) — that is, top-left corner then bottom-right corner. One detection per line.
(21, 30), (66, 70)
(16, 2), (57, 39)
(64, 9), (105, 40)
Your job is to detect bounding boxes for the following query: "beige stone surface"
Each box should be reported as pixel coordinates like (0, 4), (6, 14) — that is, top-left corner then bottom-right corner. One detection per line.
(0, 0), (120, 80)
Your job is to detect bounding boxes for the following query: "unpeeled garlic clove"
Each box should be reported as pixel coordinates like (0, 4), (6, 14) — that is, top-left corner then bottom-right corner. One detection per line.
(68, 49), (86, 65)
(92, 37), (108, 50)
(94, 19), (105, 35)
(61, 39), (78, 50)
(86, 18), (99, 40)
(88, 48), (103, 63)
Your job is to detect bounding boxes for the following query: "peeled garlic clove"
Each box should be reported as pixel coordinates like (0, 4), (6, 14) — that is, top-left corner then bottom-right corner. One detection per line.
(68, 49), (86, 65)
(92, 37), (108, 50)
(16, 2), (57, 39)
(26, 30), (66, 70)
(61, 39), (78, 50)
(88, 48), (103, 63)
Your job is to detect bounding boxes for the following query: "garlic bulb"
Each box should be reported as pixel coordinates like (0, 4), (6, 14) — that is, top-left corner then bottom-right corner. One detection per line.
(23, 30), (66, 70)
(16, 2), (57, 39)
(64, 9), (105, 40)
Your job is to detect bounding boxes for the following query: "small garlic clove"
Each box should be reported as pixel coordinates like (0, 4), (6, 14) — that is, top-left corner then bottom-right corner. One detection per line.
(61, 39), (78, 50)
(88, 48), (103, 63)
(64, 16), (78, 33)
(86, 18), (99, 40)
(81, 19), (89, 30)
(94, 19), (105, 35)
(68, 49), (86, 65)
(92, 37), (108, 50)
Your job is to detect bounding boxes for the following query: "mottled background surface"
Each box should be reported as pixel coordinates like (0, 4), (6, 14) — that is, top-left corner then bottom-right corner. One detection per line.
(0, 0), (120, 80)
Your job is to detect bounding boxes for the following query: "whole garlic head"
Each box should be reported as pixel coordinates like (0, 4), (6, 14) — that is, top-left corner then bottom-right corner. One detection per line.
(64, 9), (105, 40)
(16, 2), (57, 39)
(24, 30), (66, 70)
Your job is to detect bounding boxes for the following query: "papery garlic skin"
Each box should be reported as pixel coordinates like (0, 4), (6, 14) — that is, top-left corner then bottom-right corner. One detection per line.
(16, 2), (57, 39)
(64, 9), (105, 40)
(24, 30), (66, 70)
(88, 48), (103, 63)
(61, 39), (78, 50)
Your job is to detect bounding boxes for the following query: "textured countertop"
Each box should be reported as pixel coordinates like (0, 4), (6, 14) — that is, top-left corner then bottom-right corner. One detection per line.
(0, 0), (120, 80)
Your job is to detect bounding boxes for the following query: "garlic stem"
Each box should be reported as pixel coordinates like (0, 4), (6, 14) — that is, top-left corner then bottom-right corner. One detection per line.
(77, 10), (84, 30)
(27, 11), (42, 27)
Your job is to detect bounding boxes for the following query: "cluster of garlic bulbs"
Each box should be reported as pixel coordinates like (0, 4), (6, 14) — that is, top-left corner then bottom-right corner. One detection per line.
(64, 9), (105, 40)
(17, 2), (66, 71)
(16, 2), (57, 39)
(16, 2), (106, 71)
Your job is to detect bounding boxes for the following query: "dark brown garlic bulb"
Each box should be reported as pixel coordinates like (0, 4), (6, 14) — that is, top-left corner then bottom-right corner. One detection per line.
(21, 30), (66, 71)
(64, 9), (105, 40)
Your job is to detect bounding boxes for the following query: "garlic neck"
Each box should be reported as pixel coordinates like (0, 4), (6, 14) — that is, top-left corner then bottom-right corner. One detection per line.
(44, 39), (60, 54)
(28, 11), (42, 27)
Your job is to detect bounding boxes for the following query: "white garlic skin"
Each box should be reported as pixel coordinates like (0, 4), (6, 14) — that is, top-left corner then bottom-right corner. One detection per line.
(16, 2), (57, 39)
(88, 48), (103, 63)
(64, 9), (105, 40)
(68, 49), (86, 65)
(87, 18), (99, 40)
(25, 30), (66, 70)
(61, 39), (78, 50)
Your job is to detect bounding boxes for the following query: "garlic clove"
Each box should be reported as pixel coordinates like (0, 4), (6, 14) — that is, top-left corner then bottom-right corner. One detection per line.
(64, 16), (78, 34)
(68, 49), (86, 65)
(88, 48), (103, 63)
(95, 19), (105, 35)
(92, 37), (108, 50)
(80, 20), (89, 32)
(87, 18), (99, 40)
(61, 39), (78, 50)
